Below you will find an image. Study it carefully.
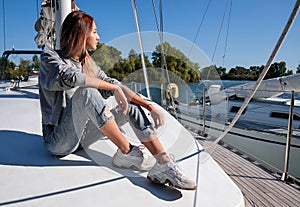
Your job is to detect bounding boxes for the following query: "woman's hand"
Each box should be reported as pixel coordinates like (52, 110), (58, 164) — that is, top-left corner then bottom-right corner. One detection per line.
(150, 107), (164, 129)
(114, 86), (128, 115)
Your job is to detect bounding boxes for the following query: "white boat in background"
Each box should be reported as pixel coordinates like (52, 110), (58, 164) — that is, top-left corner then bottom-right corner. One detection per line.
(0, 0), (245, 206)
(181, 73), (300, 131)
(207, 73), (300, 105)
(171, 73), (300, 179)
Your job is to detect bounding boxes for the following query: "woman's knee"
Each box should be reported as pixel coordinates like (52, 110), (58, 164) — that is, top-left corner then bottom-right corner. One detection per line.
(44, 133), (80, 157)
(76, 88), (114, 128)
(75, 87), (104, 102)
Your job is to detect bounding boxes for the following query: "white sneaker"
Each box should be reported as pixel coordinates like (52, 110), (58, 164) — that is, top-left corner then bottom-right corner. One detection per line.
(147, 156), (197, 190)
(112, 145), (156, 171)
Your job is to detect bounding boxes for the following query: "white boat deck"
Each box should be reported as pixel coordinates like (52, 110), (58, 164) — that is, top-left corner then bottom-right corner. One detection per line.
(0, 82), (245, 207)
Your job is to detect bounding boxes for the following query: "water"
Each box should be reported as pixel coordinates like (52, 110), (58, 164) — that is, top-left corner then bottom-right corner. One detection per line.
(128, 80), (300, 179)
(133, 80), (300, 105)
(133, 80), (251, 105)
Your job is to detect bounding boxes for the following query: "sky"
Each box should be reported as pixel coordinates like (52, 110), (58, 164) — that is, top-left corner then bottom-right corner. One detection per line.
(0, 0), (300, 72)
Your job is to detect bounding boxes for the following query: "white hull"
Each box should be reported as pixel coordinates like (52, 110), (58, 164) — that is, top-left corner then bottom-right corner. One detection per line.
(176, 110), (300, 179)
(180, 95), (300, 131)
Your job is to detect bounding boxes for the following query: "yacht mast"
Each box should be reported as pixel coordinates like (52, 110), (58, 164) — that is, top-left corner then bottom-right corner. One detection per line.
(55, 0), (72, 49)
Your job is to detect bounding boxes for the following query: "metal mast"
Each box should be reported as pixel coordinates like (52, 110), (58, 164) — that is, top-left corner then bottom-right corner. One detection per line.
(55, 0), (71, 49)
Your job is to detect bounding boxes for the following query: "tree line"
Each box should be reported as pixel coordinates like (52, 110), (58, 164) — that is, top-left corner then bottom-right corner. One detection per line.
(214, 61), (299, 80)
(1, 41), (300, 82)
(0, 55), (40, 81)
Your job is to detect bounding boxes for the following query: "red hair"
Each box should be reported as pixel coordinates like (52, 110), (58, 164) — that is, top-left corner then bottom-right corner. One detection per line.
(60, 11), (94, 61)
(60, 11), (98, 77)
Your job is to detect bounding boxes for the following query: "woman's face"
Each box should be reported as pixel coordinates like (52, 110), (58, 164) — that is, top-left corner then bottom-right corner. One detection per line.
(86, 21), (100, 50)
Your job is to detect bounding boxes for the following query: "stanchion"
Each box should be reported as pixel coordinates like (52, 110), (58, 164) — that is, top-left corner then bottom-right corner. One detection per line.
(281, 91), (294, 181)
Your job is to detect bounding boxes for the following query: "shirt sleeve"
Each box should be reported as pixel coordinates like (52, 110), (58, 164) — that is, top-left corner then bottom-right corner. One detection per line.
(40, 49), (86, 91)
(96, 66), (122, 98)
(97, 67), (121, 85)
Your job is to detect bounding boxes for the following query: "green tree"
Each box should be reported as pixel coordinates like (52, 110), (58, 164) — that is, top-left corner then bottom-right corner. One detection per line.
(227, 66), (251, 80)
(265, 61), (291, 79)
(152, 42), (200, 82)
(223, 61), (292, 80)
(130, 50), (152, 72)
(31, 55), (40, 69)
(19, 58), (32, 80)
(216, 66), (227, 79)
(107, 49), (152, 81)
(90, 43), (122, 72)
(201, 65), (221, 80)
(2, 58), (17, 80)
(249, 65), (264, 78)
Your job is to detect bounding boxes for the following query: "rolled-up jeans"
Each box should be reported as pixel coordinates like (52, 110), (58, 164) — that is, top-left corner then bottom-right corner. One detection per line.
(42, 87), (156, 157)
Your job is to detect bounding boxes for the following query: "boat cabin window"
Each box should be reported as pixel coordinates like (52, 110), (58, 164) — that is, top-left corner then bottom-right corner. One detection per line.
(230, 106), (246, 114)
(270, 111), (300, 120)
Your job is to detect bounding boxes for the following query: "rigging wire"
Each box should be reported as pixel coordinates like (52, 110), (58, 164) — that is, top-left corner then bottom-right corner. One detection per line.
(151, 0), (178, 118)
(188, 0), (212, 58)
(48, 0), (55, 49)
(211, 0), (232, 64)
(2, 0), (6, 50)
(208, 0), (300, 149)
(222, 0), (232, 67)
(204, 0), (232, 81)
(36, 0), (39, 19)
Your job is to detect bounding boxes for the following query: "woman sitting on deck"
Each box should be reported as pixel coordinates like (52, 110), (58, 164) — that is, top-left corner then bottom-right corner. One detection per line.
(38, 10), (196, 190)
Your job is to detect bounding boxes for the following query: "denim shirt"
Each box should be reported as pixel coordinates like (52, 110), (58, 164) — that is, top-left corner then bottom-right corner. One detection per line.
(39, 49), (120, 126)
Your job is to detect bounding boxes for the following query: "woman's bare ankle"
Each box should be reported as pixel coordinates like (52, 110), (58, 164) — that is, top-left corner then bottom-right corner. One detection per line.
(120, 143), (132, 154)
(154, 152), (170, 164)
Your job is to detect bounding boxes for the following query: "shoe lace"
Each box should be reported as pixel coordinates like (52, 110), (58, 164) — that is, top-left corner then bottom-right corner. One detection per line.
(130, 145), (145, 157)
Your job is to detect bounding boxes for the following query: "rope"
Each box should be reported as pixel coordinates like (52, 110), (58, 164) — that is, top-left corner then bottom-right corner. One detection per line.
(151, 0), (160, 33)
(151, 0), (178, 117)
(131, 0), (151, 99)
(208, 0), (300, 149)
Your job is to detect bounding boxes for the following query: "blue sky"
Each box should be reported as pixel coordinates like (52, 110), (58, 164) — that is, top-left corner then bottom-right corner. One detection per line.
(0, 0), (299, 72)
